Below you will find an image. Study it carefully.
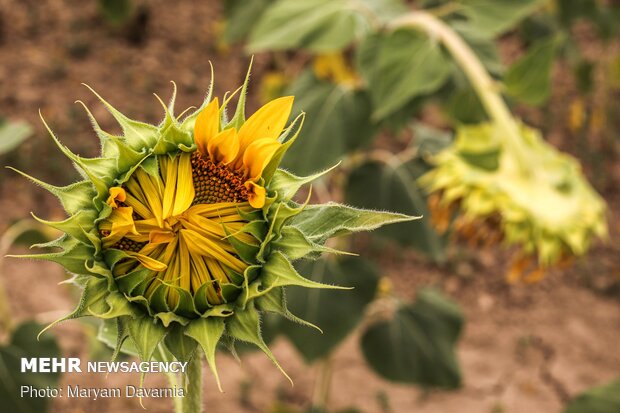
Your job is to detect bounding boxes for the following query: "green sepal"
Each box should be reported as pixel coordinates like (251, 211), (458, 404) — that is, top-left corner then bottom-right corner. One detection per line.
(10, 237), (97, 276)
(223, 226), (261, 264)
(262, 112), (305, 184)
(37, 276), (109, 339)
(127, 316), (168, 361)
(148, 284), (171, 314)
(228, 58), (253, 130)
(272, 226), (355, 260)
(255, 286), (322, 333)
(185, 317), (225, 391)
(39, 112), (113, 198)
(84, 84), (160, 150)
(290, 202), (418, 245)
(193, 283), (214, 314)
(88, 291), (139, 319)
(110, 317), (131, 362)
(261, 251), (349, 291)
(163, 324), (198, 364)
(30, 210), (96, 245)
(8, 168), (94, 215)
(116, 268), (154, 295)
(269, 164), (339, 202)
(226, 302), (291, 384)
(154, 312), (191, 328)
(169, 286), (198, 318)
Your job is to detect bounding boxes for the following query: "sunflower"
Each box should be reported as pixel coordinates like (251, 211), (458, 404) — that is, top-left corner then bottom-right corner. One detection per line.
(421, 122), (607, 282)
(13, 66), (414, 389)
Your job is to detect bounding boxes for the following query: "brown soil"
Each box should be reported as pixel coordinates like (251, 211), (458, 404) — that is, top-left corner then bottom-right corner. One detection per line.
(0, 1), (619, 413)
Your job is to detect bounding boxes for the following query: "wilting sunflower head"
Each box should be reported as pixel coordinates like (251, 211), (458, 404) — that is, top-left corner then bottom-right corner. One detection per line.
(14, 66), (414, 386)
(420, 122), (608, 283)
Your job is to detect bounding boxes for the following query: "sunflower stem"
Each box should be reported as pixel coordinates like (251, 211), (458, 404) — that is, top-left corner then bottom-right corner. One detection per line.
(389, 11), (532, 177)
(180, 354), (203, 413)
(311, 355), (333, 412)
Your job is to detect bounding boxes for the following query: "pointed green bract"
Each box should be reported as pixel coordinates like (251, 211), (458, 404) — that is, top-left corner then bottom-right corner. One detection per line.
(17, 68), (414, 390)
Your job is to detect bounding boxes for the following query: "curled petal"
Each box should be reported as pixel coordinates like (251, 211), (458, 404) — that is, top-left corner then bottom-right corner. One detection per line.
(207, 128), (240, 165)
(107, 187), (126, 208)
(194, 98), (220, 156)
(245, 181), (266, 209)
(243, 138), (281, 181)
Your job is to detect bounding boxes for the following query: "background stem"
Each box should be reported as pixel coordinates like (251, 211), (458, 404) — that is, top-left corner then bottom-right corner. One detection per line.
(390, 11), (531, 175)
(311, 356), (333, 412)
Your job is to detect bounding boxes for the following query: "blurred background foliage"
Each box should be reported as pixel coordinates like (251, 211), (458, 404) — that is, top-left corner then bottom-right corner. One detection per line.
(0, 1), (619, 412)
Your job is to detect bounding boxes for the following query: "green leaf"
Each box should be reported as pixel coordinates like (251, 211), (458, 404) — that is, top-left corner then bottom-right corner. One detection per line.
(458, 0), (546, 37)
(358, 29), (452, 120)
(0, 321), (61, 413)
(504, 37), (559, 106)
(290, 202), (418, 245)
(223, 0), (274, 42)
(345, 160), (446, 262)
(564, 378), (620, 413)
(281, 256), (378, 362)
(280, 71), (374, 175)
(248, 0), (405, 52)
(361, 288), (463, 388)
(0, 119), (32, 154)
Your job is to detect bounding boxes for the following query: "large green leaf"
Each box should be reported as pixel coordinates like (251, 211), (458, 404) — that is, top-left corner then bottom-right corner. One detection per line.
(0, 119), (32, 155)
(504, 37), (559, 106)
(361, 288), (463, 388)
(564, 378), (620, 413)
(280, 256), (378, 362)
(281, 71), (375, 175)
(345, 159), (446, 262)
(248, 0), (405, 52)
(458, 0), (546, 37)
(358, 29), (451, 119)
(0, 321), (61, 413)
(223, 0), (274, 42)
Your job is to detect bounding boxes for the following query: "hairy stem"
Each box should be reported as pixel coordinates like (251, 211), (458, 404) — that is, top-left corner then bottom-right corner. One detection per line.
(389, 11), (531, 175)
(181, 354), (203, 413)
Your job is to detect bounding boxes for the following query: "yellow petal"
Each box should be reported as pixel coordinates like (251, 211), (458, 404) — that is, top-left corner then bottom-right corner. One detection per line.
(125, 251), (168, 272)
(207, 128), (240, 165)
(171, 153), (196, 216)
(194, 98), (220, 156)
(161, 155), (178, 219)
(179, 228), (246, 273)
(149, 230), (176, 245)
(245, 181), (266, 209)
(243, 137), (281, 181)
(135, 168), (164, 227)
(234, 96), (293, 169)
(102, 207), (139, 248)
(106, 187), (126, 208)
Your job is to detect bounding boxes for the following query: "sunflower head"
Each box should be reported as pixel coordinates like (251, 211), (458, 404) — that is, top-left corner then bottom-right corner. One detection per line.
(420, 122), (608, 282)
(14, 66), (414, 386)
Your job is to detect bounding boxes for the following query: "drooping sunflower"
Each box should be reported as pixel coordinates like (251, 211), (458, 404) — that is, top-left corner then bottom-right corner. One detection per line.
(14, 66), (413, 386)
(420, 122), (607, 282)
